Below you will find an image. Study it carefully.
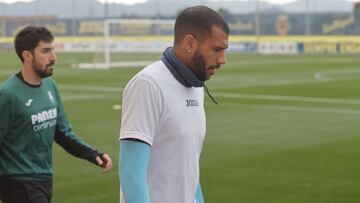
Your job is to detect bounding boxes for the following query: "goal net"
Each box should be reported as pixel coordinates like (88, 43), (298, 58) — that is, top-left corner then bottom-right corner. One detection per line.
(77, 19), (175, 69)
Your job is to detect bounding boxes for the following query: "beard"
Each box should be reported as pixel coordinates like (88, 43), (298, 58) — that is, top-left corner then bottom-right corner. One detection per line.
(32, 58), (55, 79)
(191, 49), (208, 81)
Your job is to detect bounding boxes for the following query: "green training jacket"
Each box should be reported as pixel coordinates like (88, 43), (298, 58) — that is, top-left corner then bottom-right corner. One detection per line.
(0, 73), (101, 181)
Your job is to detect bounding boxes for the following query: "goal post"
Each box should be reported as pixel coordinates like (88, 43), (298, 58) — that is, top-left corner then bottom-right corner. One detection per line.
(78, 19), (175, 69)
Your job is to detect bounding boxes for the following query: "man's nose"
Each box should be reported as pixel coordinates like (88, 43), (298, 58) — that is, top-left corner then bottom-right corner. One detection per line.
(50, 50), (57, 61)
(217, 51), (226, 65)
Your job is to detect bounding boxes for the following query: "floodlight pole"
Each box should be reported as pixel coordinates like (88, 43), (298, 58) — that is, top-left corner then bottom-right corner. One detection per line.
(255, 0), (261, 38)
(71, 0), (77, 36)
(305, 0), (310, 35)
(104, 0), (109, 18)
(34, 0), (40, 25)
(155, 0), (159, 18)
(104, 20), (110, 68)
(0, 3), (3, 16)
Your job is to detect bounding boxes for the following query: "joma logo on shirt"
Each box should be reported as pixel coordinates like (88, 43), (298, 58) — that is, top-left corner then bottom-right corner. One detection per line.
(186, 99), (199, 107)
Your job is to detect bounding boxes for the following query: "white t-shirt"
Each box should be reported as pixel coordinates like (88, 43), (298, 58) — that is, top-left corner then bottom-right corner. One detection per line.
(120, 60), (206, 203)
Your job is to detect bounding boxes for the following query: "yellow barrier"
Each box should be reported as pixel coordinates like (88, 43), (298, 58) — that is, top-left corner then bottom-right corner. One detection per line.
(1, 35), (359, 43)
(0, 37), (12, 43)
(229, 35), (360, 43)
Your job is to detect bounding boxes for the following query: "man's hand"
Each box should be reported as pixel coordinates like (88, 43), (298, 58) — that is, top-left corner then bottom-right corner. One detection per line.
(96, 154), (113, 173)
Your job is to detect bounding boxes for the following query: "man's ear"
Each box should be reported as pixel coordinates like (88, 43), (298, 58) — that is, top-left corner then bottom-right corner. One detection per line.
(183, 34), (199, 55)
(22, 50), (33, 63)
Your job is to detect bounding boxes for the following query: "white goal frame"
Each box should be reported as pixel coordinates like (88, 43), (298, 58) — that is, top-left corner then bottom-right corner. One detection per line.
(78, 19), (175, 69)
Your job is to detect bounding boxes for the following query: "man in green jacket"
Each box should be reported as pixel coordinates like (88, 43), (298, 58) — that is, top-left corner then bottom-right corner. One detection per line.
(0, 26), (112, 203)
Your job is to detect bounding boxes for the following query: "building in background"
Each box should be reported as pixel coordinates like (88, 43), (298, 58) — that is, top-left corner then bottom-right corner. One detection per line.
(0, 0), (358, 37)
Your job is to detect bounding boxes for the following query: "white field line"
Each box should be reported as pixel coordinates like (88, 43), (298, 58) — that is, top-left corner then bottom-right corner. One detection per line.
(223, 103), (360, 115)
(314, 73), (331, 81)
(59, 78), (319, 94)
(58, 85), (360, 115)
(314, 69), (360, 82)
(212, 78), (318, 89)
(61, 94), (117, 101)
(58, 84), (360, 105)
(0, 70), (16, 75)
(62, 92), (360, 115)
(213, 92), (360, 105)
(58, 85), (122, 101)
(59, 84), (123, 92)
(225, 58), (360, 66)
(77, 61), (154, 69)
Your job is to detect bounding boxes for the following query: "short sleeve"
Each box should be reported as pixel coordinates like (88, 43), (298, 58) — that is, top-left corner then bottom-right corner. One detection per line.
(120, 76), (163, 146)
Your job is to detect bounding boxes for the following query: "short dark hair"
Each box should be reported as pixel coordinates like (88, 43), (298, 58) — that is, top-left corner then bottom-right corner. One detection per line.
(14, 26), (54, 63)
(174, 5), (229, 45)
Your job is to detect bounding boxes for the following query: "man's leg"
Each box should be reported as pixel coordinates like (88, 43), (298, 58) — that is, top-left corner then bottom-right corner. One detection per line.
(0, 178), (29, 203)
(24, 180), (52, 203)
(0, 178), (52, 203)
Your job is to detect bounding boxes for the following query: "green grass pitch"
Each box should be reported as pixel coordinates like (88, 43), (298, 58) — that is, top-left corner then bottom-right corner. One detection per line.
(1, 51), (360, 203)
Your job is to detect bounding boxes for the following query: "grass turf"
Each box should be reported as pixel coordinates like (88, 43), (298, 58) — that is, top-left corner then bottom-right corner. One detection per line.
(1, 51), (360, 203)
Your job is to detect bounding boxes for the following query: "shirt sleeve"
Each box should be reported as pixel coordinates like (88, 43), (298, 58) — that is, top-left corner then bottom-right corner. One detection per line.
(120, 75), (163, 146)
(195, 183), (205, 203)
(0, 91), (14, 145)
(120, 139), (151, 203)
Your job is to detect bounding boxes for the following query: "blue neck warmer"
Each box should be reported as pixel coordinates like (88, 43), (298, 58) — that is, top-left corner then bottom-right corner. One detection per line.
(161, 47), (218, 104)
(161, 47), (204, 87)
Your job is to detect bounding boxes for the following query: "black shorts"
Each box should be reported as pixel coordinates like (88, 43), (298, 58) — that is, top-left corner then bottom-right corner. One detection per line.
(0, 178), (52, 203)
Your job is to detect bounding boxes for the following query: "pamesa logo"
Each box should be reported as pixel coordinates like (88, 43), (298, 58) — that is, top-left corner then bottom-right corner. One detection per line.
(30, 108), (57, 132)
